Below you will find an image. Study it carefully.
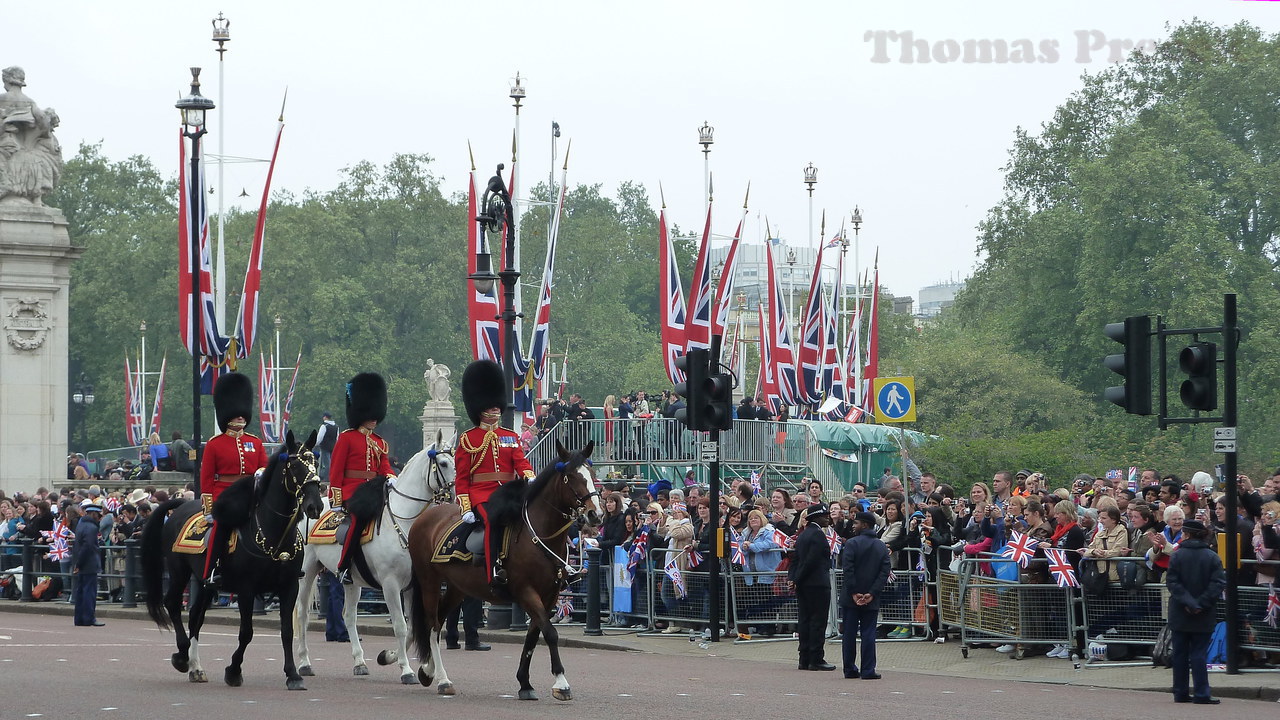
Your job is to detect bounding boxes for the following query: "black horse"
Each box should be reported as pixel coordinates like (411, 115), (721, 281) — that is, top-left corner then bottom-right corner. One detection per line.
(141, 430), (324, 690)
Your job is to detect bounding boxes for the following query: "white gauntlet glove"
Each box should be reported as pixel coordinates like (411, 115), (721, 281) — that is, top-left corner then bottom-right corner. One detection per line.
(461, 510), (476, 524)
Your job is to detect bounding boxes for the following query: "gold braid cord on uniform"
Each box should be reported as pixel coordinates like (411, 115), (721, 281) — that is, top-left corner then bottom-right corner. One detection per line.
(459, 421), (502, 467)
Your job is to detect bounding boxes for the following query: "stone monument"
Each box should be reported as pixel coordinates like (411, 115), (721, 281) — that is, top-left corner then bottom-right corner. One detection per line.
(0, 66), (81, 491)
(419, 358), (459, 449)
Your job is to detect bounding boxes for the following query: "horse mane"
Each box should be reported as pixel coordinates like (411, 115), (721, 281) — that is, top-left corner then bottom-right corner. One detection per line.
(484, 451), (589, 527)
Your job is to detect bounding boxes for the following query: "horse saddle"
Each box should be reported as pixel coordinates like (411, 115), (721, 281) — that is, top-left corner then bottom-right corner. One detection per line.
(306, 508), (376, 546)
(430, 518), (491, 564)
(171, 513), (239, 555)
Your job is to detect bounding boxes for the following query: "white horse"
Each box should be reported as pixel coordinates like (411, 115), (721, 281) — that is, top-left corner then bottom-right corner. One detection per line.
(295, 436), (455, 684)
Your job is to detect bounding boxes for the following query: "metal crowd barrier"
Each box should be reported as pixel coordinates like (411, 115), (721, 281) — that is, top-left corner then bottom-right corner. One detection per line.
(834, 547), (932, 642)
(938, 556), (1084, 659)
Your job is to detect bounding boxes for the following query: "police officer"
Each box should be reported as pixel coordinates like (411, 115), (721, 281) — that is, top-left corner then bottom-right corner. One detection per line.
(455, 360), (534, 588)
(331, 372), (396, 582)
(201, 373), (268, 587)
(788, 503), (835, 671)
(1166, 519), (1226, 705)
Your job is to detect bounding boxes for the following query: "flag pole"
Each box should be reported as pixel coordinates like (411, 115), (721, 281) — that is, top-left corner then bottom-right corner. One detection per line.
(139, 322), (147, 445)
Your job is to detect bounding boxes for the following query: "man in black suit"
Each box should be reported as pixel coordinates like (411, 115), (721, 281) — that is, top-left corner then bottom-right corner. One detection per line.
(445, 596), (490, 651)
(1166, 519), (1226, 704)
(788, 503), (834, 671)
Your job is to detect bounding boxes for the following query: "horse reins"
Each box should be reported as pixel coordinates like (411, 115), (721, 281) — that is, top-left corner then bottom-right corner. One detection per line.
(252, 450), (320, 562)
(382, 447), (454, 548)
(522, 460), (599, 582)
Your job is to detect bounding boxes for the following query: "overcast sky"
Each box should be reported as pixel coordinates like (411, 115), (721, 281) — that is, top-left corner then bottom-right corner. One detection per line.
(8, 1), (1278, 302)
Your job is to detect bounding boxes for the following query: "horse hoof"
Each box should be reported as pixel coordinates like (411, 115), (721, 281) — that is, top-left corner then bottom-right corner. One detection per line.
(225, 669), (243, 687)
(353, 664), (370, 676)
(401, 673), (416, 685)
(518, 689), (539, 701)
(417, 667), (434, 687)
(437, 682), (455, 695)
(287, 678), (306, 691)
(377, 649), (397, 666)
(171, 653), (189, 673)
(188, 670), (207, 683)
(298, 665), (314, 677)
(552, 688), (572, 702)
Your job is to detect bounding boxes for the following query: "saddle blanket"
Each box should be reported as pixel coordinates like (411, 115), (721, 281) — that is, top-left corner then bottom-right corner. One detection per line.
(172, 513), (239, 555)
(430, 518), (490, 563)
(306, 509), (375, 546)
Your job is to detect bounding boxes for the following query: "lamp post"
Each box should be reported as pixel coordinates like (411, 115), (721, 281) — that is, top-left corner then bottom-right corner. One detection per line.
(804, 163), (817, 250)
(468, 164), (519, 431)
(71, 373), (94, 454)
(211, 13), (230, 329)
(786, 247), (797, 333)
(850, 205), (863, 306)
(177, 67), (215, 492)
(698, 121), (714, 207)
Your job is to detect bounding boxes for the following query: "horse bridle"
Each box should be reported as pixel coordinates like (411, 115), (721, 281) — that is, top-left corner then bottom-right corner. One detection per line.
(524, 459), (600, 581)
(383, 446), (455, 548)
(252, 449), (321, 562)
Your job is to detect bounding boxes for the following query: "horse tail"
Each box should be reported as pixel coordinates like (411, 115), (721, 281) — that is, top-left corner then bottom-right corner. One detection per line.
(141, 498), (186, 629)
(409, 575), (432, 661)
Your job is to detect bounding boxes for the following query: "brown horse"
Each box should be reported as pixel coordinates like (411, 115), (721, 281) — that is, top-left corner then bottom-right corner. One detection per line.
(407, 440), (604, 700)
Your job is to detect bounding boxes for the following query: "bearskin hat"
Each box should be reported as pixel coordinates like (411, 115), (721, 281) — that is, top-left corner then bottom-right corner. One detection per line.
(213, 372), (254, 432)
(345, 372), (388, 429)
(462, 360), (507, 426)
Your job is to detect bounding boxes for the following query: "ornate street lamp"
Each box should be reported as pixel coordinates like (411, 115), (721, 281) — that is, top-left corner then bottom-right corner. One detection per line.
(468, 164), (519, 430)
(72, 372), (94, 454)
(698, 121), (714, 207)
(177, 67), (215, 490)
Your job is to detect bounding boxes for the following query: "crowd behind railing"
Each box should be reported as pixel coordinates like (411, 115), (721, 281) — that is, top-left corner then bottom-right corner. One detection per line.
(4, 467), (1279, 666)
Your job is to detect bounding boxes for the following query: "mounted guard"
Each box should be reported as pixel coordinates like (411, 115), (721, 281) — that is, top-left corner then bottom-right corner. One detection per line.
(455, 360), (535, 588)
(201, 372), (269, 587)
(332, 372), (397, 582)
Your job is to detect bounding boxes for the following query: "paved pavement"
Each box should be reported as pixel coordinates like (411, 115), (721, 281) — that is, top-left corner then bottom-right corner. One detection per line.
(3, 600), (1277, 703)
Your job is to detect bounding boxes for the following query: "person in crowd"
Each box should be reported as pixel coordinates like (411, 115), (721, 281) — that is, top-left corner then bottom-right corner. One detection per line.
(726, 505), (747, 534)
(659, 502), (694, 634)
(71, 499), (104, 626)
(1044, 500), (1087, 659)
(148, 432), (172, 472)
(20, 499), (53, 540)
(767, 487), (797, 536)
(601, 395), (616, 460)
(616, 393), (634, 459)
(991, 471), (1014, 509)
(840, 511), (891, 678)
(907, 505), (952, 642)
(0, 500), (21, 571)
(1148, 504), (1186, 582)
(1080, 506), (1130, 581)
(806, 479), (824, 505)
(736, 508), (783, 638)
(444, 595), (490, 651)
(789, 502), (834, 671)
(597, 491), (628, 559)
(313, 411), (338, 480)
(1166, 519), (1226, 704)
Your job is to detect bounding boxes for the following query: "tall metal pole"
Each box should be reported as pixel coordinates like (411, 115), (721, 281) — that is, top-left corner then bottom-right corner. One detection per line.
(510, 75), (524, 342)
(213, 14), (230, 330)
(274, 316), (283, 441)
(139, 321), (147, 442)
(1222, 293), (1240, 674)
(707, 333), (723, 642)
(699, 122), (714, 209)
(188, 127), (205, 492)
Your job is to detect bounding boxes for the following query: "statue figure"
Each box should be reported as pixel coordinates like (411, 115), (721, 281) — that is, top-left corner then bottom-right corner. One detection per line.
(424, 359), (452, 403)
(0, 66), (63, 206)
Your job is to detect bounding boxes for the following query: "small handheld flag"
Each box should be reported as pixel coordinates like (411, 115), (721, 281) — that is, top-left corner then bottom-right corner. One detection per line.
(664, 554), (687, 598)
(1044, 548), (1079, 588)
(1265, 584), (1278, 629)
(1000, 531), (1040, 568)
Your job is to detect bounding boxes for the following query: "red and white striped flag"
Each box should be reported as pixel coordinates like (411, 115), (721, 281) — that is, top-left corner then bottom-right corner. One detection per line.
(757, 304), (780, 415)
(1265, 585), (1278, 628)
(233, 120), (284, 359)
(860, 258), (880, 415)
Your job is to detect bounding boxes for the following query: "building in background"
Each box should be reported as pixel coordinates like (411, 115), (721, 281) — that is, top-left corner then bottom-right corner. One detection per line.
(917, 280), (965, 319)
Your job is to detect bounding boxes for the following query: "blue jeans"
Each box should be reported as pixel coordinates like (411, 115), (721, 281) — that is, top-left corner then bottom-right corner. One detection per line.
(73, 572), (97, 625)
(842, 600), (879, 676)
(321, 571), (348, 641)
(1171, 630), (1211, 700)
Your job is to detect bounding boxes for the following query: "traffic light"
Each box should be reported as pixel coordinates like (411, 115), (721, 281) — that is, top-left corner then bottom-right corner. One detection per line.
(1102, 315), (1152, 415)
(704, 370), (735, 431)
(1178, 341), (1217, 411)
(673, 348), (710, 430)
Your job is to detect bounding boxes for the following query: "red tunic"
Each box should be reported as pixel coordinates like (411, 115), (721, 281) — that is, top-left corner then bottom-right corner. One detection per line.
(200, 431), (269, 503)
(329, 427), (393, 502)
(455, 424), (534, 512)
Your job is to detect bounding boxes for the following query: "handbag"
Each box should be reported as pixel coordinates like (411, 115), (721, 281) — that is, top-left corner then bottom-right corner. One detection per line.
(1151, 625), (1174, 668)
(1080, 559), (1110, 595)
(1116, 558), (1147, 594)
(772, 557), (793, 596)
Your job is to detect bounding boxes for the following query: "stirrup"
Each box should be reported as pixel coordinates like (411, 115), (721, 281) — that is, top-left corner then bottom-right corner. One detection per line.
(491, 565), (508, 585)
(337, 569), (353, 585)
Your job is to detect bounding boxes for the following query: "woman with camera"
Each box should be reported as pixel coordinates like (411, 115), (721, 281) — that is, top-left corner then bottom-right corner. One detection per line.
(907, 506), (952, 642)
(875, 496), (910, 638)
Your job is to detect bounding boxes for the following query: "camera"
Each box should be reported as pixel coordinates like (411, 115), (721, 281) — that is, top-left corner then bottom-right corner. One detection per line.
(535, 398), (562, 406)
(872, 502), (882, 512)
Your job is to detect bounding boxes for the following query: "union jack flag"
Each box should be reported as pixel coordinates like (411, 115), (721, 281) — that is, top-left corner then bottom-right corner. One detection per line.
(887, 569), (897, 585)
(147, 353), (168, 439)
(685, 202), (713, 352)
(795, 247), (827, 406)
(627, 528), (650, 580)
(710, 202), (748, 342)
(687, 547), (705, 566)
(1265, 584), (1278, 629)
(664, 553), (687, 598)
(554, 593), (574, 622)
(1000, 531), (1040, 568)
(45, 538), (70, 562)
(730, 529), (746, 565)
(764, 241), (798, 407)
(1044, 548), (1078, 588)
(280, 348), (302, 436)
(659, 206), (688, 385)
(124, 355), (145, 446)
(771, 528), (794, 549)
(466, 167), (503, 363)
(749, 470), (761, 495)
(825, 527), (843, 559)
(104, 496), (122, 514)
(259, 351), (279, 443)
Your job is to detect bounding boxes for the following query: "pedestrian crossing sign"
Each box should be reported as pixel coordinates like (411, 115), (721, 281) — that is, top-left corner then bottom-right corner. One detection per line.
(873, 376), (916, 423)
